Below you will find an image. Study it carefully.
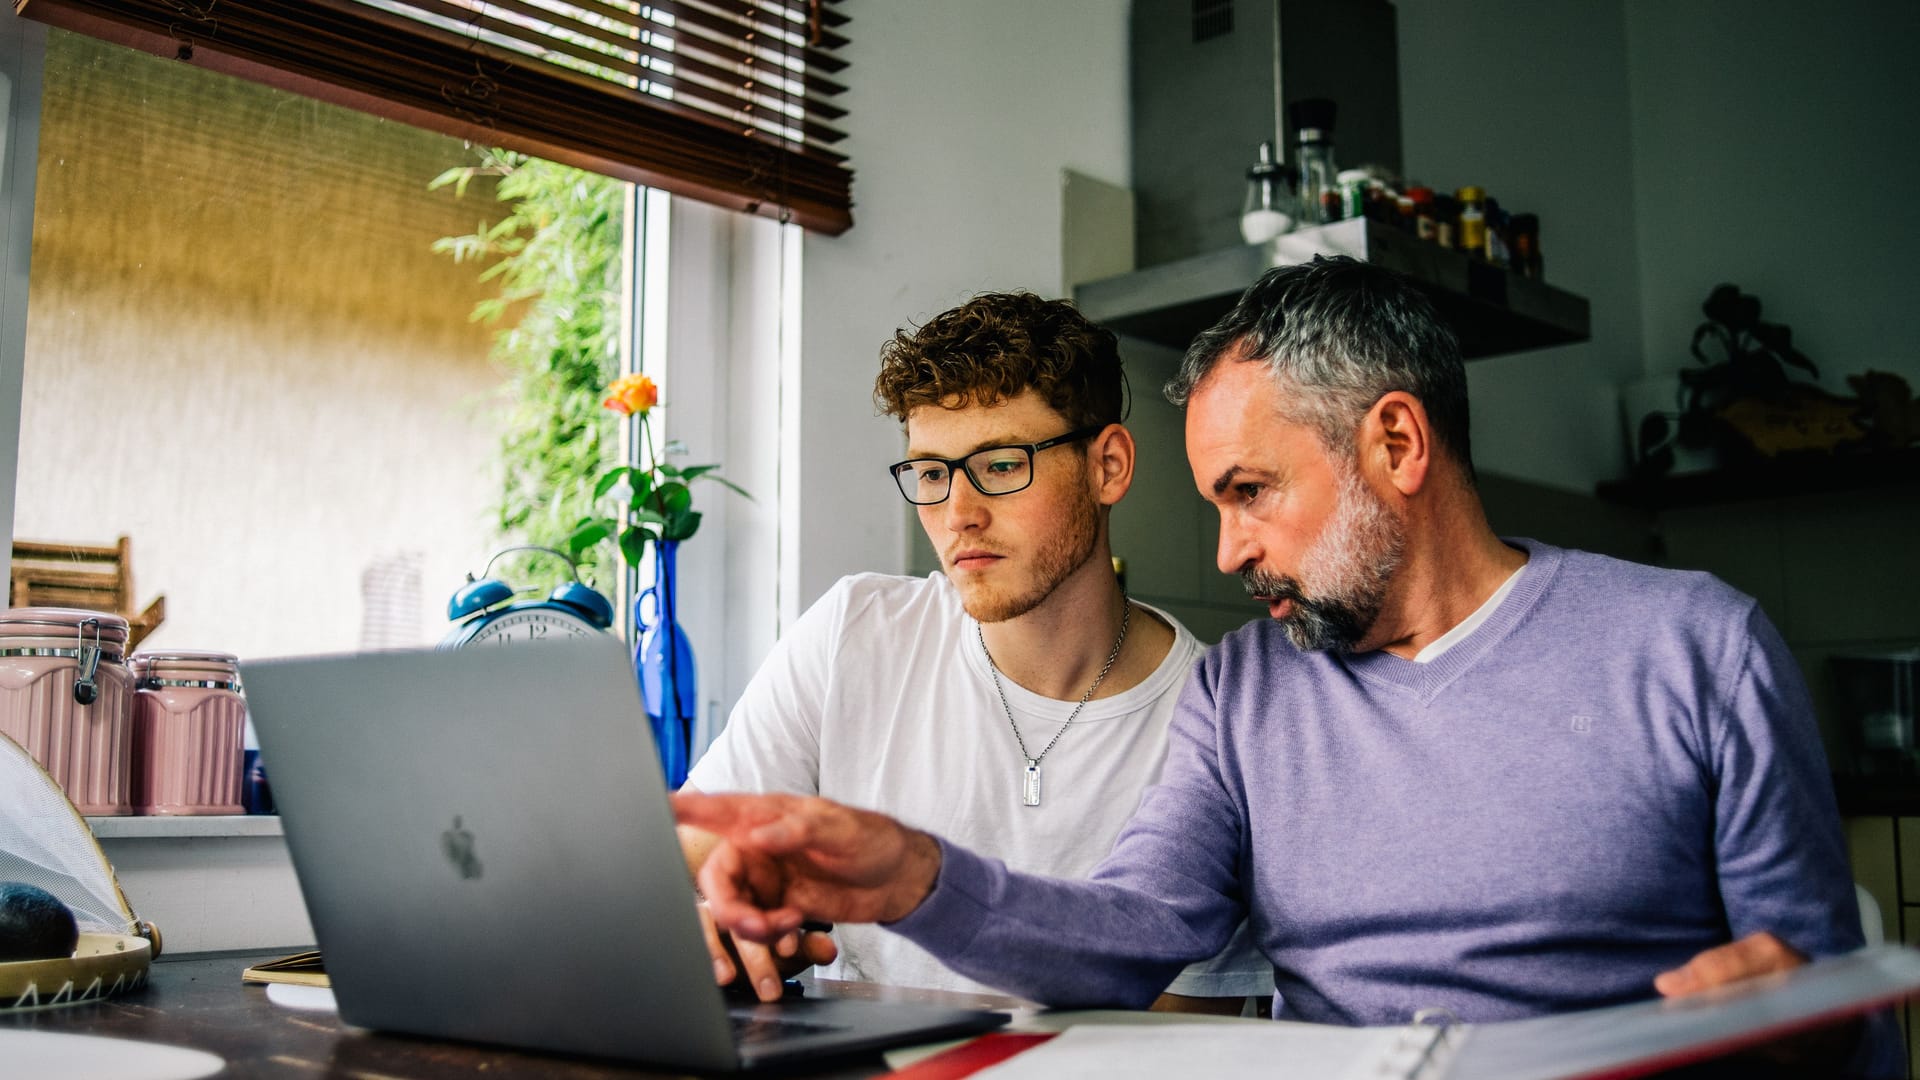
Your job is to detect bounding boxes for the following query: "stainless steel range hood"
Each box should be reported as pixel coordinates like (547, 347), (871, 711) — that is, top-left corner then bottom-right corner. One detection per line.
(1075, 218), (1591, 360)
(1103, 0), (1591, 360)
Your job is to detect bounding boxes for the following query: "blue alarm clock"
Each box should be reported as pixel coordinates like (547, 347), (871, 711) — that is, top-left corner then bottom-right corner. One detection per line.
(442, 546), (615, 648)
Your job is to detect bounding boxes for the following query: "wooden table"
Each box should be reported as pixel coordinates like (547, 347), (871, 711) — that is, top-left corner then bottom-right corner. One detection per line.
(1, 950), (1029, 1078)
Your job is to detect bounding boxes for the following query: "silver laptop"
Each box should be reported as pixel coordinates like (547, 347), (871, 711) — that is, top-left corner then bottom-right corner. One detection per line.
(242, 636), (1008, 1072)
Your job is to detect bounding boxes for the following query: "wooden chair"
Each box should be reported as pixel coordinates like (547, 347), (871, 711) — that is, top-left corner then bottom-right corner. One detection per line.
(9, 536), (167, 649)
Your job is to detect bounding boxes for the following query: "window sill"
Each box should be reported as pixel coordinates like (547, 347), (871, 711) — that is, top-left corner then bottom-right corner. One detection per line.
(85, 815), (284, 839)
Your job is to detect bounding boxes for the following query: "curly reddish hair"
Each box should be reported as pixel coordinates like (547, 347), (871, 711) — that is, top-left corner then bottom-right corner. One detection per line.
(873, 292), (1125, 431)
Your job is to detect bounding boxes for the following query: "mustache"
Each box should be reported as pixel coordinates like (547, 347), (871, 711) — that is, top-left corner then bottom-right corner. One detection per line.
(1242, 568), (1302, 602)
(1243, 566), (1367, 652)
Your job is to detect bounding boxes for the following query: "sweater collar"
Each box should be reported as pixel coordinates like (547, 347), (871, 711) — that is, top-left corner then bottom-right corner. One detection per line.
(1340, 538), (1564, 700)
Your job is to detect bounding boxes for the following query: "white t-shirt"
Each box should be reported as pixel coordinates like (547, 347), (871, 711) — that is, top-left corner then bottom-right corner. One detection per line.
(689, 572), (1270, 998)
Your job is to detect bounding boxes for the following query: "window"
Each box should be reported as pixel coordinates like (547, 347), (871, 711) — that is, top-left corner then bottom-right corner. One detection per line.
(17, 29), (512, 656)
(4, 19), (788, 742)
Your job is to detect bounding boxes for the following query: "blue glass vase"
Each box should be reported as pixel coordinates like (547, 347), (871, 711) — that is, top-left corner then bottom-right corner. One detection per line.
(635, 539), (697, 788)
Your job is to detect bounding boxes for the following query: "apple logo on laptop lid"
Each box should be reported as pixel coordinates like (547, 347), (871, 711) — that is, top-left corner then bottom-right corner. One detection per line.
(440, 816), (483, 881)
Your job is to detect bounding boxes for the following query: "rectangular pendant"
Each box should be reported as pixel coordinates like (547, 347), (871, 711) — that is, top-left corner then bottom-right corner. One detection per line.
(1022, 761), (1042, 807)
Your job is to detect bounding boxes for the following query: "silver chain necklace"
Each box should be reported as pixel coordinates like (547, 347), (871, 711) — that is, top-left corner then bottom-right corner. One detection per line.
(979, 596), (1132, 807)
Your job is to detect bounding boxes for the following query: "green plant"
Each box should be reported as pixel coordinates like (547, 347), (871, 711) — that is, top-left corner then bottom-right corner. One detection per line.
(1680, 283), (1819, 429)
(431, 150), (625, 588)
(1633, 284), (1830, 477)
(565, 374), (749, 568)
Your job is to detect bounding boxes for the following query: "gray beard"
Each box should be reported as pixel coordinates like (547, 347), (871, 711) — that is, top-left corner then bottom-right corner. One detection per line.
(1242, 568), (1374, 652)
(1243, 464), (1404, 652)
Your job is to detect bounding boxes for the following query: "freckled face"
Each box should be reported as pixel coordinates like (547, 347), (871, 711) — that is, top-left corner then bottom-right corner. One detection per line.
(1185, 358), (1403, 651)
(905, 390), (1102, 624)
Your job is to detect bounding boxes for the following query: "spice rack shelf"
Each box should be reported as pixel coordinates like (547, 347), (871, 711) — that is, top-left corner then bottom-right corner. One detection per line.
(1073, 217), (1590, 359)
(1595, 446), (1920, 512)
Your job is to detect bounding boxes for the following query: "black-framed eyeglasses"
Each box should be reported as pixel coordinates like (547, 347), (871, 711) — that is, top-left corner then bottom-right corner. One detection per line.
(888, 425), (1106, 505)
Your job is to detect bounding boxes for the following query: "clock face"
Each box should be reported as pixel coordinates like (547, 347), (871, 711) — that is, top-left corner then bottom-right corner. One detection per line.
(463, 607), (603, 646)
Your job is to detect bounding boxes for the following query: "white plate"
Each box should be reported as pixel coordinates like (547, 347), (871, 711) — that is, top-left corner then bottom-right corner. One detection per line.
(0, 1029), (223, 1079)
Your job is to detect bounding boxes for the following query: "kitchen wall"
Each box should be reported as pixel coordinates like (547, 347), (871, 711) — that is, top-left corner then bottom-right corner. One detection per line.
(1625, 0), (1920, 396)
(1396, 0), (1646, 494)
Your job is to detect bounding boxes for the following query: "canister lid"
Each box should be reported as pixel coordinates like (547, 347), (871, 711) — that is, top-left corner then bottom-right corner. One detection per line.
(131, 651), (240, 678)
(131, 650), (238, 666)
(0, 607), (130, 645)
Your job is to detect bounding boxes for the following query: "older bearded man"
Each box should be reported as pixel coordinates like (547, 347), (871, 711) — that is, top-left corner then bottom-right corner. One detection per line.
(677, 258), (1895, 1075)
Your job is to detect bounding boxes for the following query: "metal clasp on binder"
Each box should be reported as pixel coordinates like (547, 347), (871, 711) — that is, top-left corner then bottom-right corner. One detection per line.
(1385, 1007), (1461, 1079)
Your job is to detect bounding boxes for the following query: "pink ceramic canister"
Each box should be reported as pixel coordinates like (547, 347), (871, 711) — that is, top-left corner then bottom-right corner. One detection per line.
(0, 608), (136, 815)
(129, 651), (246, 815)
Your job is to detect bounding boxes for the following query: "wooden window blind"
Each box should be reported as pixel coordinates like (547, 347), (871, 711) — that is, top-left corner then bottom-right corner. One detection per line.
(16, 0), (854, 233)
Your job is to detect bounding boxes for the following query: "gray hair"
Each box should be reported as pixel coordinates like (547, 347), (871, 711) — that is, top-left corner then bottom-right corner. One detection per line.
(1163, 256), (1472, 475)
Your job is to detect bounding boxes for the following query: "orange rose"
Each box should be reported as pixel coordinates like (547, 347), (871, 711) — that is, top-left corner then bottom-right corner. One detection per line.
(602, 373), (659, 417)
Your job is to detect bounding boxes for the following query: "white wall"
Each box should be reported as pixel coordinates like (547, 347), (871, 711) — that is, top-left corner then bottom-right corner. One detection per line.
(1625, 0), (1920, 392)
(794, 1), (1132, 598)
(1396, 0), (1646, 492)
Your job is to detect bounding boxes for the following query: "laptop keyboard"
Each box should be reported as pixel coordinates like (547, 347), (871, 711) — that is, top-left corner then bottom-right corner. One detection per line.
(729, 1012), (845, 1047)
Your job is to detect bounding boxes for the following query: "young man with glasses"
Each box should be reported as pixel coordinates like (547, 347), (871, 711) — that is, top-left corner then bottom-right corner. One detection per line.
(678, 292), (1268, 1010)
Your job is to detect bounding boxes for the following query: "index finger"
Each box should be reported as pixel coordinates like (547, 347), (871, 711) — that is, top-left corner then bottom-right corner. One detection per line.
(699, 839), (805, 942)
(674, 791), (793, 836)
(675, 791), (823, 856)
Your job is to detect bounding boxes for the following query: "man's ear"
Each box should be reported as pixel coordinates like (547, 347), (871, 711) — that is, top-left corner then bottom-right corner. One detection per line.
(1365, 392), (1431, 498)
(1087, 423), (1135, 507)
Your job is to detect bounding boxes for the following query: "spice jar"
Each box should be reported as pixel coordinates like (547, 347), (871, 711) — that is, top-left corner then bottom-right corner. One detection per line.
(130, 651), (247, 815)
(0, 608), (135, 815)
(1483, 197), (1511, 268)
(1511, 213), (1542, 279)
(1456, 186), (1487, 257)
(1433, 193), (1459, 250)
(1407, 187), (1437, 241)
(1289, 98), (1341, 225)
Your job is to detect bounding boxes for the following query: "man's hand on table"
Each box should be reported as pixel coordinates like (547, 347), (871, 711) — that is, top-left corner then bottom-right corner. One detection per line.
(1653, 930), (1805, 997)
(1656, 931), (1865, 1069)
(698, 902), (837, 1003)
(673, 792), (942, 947)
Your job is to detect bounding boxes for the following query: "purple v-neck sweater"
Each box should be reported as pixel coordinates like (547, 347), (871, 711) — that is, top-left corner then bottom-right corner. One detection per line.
(892, 540), (1892, 1065)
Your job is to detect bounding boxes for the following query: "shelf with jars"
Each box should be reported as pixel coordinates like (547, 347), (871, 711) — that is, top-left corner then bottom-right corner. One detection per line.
(1594, 445), (1920, 512)
(1074, 216), (1590, 360)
